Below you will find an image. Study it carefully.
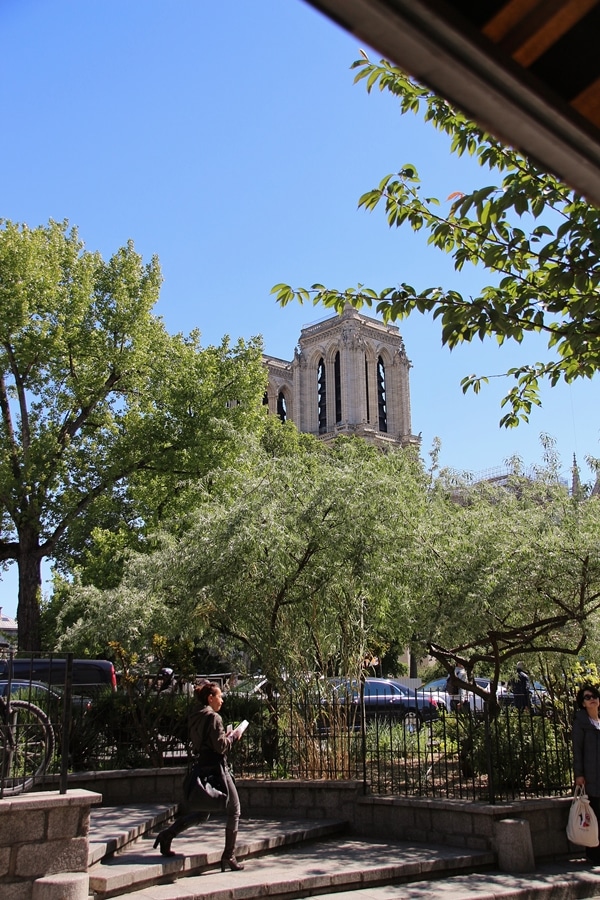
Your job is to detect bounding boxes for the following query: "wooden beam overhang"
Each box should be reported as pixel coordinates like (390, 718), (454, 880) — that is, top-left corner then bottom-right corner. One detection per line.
(302, 0), (600, 206)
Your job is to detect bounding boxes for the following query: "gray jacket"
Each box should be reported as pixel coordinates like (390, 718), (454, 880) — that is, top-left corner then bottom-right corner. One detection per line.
(188, 704), (230, 767)
(572, 708), (600, 796)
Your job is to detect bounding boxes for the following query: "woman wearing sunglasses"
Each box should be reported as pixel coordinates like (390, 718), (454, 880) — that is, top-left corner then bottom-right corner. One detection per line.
(573, 684), (600, 864)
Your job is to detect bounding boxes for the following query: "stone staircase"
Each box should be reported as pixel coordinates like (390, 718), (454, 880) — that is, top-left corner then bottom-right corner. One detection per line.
(87, 806), (498, 899)
(88, 812), (354, 898)
(87, 805), (600, 900)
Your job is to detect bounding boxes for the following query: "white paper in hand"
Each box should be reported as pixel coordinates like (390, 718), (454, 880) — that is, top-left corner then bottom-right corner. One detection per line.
(230, 719), (249, 740)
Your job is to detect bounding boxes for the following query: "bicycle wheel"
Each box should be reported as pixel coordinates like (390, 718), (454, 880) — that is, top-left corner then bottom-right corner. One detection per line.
(0, 700), (55, 795)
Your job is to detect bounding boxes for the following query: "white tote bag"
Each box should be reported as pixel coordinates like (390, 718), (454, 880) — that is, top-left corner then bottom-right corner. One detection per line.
(567, 786), (599, 847)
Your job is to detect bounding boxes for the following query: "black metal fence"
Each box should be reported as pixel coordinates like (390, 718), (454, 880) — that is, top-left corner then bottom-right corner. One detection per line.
(0, 657), (575, 802)
(0, 653), (79, 796)
(225, 683), (574, 802)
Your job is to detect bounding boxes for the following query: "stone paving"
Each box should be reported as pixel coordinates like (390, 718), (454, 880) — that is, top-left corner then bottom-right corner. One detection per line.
(88, 804), (600, 900)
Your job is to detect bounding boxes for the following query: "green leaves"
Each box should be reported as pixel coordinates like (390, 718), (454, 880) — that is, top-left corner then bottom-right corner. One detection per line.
(0, 220), (267, 649)
(60, 438), (428, 678)
(273, 57), (600, 427)
(412, 464), (600, 679)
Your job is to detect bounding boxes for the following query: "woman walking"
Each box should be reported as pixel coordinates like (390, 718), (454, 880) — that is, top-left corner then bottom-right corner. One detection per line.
(154, 680), (244, 871)
(573, 683), (600, 865)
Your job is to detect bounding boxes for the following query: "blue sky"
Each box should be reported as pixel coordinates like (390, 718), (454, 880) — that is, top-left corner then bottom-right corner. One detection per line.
(1, 0), (598, 618)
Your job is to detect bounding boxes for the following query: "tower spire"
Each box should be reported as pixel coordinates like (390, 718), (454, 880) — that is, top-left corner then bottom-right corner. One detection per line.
(571, 453), (581, 497)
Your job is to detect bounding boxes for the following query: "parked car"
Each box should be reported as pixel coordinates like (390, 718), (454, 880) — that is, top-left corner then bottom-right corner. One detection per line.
(420, 676), (498, 712)
(418, 679), (453, 712)
(420, 676), (552, 715)
(0, 657), (117, 693)
(0, 680), (92, 717)
(497, 680), (553, 714)
(325, 677), (439, 729)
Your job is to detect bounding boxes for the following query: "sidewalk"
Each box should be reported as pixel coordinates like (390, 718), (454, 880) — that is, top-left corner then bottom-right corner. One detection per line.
(88, 804), (600, 900)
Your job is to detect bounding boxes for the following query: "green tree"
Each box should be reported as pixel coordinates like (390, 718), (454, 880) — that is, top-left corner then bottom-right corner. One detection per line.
(411, 449), (600, 712)
(56, 438), (427, 683)
(0, 219), (266, 650)
(273, 57), (600, 428)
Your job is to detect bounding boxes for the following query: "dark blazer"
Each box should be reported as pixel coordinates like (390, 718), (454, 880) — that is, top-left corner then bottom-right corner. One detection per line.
(189, 704), (230, 767)
(573, 708), (600, 796)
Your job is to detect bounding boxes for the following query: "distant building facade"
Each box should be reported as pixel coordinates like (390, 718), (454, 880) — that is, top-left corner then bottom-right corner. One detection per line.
(0, 607), (17, 647)
(263, 305), (420, 450)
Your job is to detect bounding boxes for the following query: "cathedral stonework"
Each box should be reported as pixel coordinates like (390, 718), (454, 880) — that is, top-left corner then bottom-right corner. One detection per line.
(263, 305), (420, 450)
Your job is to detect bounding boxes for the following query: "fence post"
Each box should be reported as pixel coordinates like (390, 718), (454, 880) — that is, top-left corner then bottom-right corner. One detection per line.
(484, 705), (496, 804)
(360, 679), (368, 793)
(59, 653), (74, 794)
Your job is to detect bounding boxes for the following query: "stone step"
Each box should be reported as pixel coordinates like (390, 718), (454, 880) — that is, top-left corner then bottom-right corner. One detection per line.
(305, 858), (600, 900)
(88, 816), (351, 899)
(89, 804), (180, 866)
(90, 820), (494, 900)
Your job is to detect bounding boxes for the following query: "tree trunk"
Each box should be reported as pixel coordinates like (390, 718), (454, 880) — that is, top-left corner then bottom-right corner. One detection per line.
(17, 541), (43, 651)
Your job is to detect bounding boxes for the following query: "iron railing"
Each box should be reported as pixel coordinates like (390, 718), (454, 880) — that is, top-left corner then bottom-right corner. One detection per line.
(0, 652), (78, 796)
(227, 684), (573, 802)
(0, 659), (576, 802)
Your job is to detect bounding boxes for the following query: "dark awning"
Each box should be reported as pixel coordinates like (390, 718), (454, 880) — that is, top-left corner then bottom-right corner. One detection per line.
(303, 0), (600, 205)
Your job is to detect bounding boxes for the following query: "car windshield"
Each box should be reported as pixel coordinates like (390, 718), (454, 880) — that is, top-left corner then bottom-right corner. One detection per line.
(422, 679), (445, 692)
(228, 676), (268, 695)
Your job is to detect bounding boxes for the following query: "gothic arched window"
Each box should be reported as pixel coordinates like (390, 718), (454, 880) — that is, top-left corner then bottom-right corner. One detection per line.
(365, 355), (370, 424)
(317, 357), (327, 434)
(277, 391), (287, 423)
(377, 356), (388, 433)
(334, 351), (342, 425)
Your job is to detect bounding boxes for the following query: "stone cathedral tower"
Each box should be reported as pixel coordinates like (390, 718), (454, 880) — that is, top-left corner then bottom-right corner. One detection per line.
(263, 305), (419, 449)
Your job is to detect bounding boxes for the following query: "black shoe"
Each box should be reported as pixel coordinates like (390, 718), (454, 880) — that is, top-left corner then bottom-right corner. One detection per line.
(153, 830), (175, 857)
(221, 855), (244, 871)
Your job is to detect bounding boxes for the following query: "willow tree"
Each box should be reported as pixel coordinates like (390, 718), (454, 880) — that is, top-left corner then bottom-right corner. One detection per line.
(56, 438), (427, 683)
(410, 457), (600, 712)
(0, 219), (266, 649)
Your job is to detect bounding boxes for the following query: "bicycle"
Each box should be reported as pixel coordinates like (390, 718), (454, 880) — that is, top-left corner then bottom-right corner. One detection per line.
(0, 692), (55, 795)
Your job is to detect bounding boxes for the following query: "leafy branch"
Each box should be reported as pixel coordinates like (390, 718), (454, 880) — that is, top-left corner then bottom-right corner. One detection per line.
(272, 56), (600, 426)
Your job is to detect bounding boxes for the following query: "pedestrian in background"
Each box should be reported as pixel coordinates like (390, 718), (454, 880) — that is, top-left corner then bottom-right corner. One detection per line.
(573, 684), (600, 865)
(512, 661), (532, 710)
(446, 665), (467, 712)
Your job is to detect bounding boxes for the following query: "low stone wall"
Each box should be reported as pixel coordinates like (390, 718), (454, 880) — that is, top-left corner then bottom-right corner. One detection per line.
(0, 789), (101, 900)
(42, 767), (186, 806)
(353, 793), (572, 861)
(44, 769), (574, 863)
(239, 779), (571, 862)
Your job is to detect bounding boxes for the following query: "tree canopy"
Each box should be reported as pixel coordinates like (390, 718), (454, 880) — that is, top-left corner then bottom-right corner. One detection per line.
(273, 57), (600, 428)
(53, 423), (600, 702)
(411, 448), (600, 709)
(0, 219), (266, 649)
(55, 437), (427, 684)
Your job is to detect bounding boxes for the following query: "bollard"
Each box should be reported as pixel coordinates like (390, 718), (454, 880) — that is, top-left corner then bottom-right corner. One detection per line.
(495, 817), (535, 872)
(32, 872), (89, 900)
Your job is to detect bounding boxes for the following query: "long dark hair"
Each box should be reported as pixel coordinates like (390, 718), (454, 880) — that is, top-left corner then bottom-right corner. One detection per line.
(195, 680), (221, 706)
(576, 683), (600, 709)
